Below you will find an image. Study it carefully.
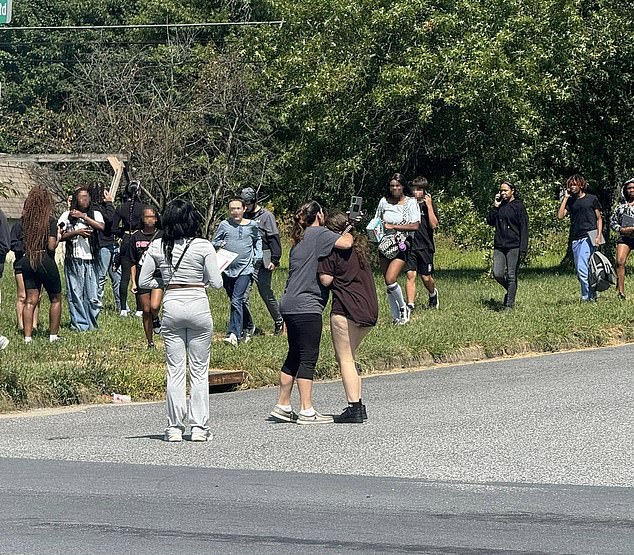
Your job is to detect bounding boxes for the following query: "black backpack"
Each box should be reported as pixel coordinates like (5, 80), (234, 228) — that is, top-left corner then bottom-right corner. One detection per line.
(589, 251), (616, 292)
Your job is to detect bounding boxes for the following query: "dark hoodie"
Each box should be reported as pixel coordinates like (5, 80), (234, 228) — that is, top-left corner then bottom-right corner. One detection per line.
(486, 199), (529, 253)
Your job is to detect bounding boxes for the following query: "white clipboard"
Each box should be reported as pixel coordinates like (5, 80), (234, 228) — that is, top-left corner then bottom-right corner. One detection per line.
(216, 248), (239, 272)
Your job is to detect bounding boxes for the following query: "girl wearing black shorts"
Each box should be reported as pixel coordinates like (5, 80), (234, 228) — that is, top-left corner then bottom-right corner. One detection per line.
(130, 206), (163, 348)
(610, 178), (634, 299)
(21, 186), (63, 343)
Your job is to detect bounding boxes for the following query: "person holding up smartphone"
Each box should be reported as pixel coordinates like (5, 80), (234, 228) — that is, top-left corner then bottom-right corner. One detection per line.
(557, 173), (603, 301)
(405, 176), (439, 311)
(486, 181), (529, 310)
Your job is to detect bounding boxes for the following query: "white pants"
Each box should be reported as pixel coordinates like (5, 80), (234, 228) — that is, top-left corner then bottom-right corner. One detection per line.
(162, 288), (213, 433)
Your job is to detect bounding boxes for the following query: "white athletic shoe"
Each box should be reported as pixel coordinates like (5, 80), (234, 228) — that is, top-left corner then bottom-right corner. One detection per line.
(0, 336), (9, 350)
(223, 333), (238, 346)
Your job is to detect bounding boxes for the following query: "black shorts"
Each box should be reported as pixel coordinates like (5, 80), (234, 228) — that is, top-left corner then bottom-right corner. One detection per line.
(378, 249), (408, 263)
(407, 249), (434, 276)
(13, 256), (24, 275)
(22, 254), (62, 297)
(617, 236), (634, 249)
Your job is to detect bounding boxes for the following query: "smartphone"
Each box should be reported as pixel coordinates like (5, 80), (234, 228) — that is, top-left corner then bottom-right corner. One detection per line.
(349, 196), (363, 219)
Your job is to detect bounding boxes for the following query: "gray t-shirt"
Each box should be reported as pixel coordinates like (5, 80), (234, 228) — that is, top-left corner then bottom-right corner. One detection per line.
(279, 226), (340, 315)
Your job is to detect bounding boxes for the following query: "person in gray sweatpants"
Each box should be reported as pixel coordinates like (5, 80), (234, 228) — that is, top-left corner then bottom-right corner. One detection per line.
(139, 200), (223, 443)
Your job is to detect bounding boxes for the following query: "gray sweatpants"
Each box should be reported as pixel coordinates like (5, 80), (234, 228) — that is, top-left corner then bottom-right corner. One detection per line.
(162, 288), (213, 433)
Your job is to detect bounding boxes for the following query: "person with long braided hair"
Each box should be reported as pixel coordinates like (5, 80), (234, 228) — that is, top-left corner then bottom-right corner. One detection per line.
(58, 186), (105, 331)
(269, 201), (353, 425)
(21, 186), (63, 343)
(112, 181), (144, 317)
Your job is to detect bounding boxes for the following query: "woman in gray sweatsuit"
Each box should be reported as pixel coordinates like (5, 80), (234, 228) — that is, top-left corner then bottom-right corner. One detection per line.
(139, 200), (223, 443)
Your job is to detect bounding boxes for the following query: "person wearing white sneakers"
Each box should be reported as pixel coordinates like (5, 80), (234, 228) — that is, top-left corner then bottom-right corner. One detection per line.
(269, 201), (353, 425)
(139, 200), (223, 442)
(375, 173), (421, 324)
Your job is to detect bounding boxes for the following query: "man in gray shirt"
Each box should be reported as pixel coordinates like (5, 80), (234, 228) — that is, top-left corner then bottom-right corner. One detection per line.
(241, 188), (285, 336)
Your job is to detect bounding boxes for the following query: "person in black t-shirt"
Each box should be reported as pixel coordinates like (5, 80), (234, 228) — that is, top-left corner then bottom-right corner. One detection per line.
(557, 173), (603, 301)
(405, 177), (440, 311)
(130, 206), (163, 348)
(113, 181), (145, 316)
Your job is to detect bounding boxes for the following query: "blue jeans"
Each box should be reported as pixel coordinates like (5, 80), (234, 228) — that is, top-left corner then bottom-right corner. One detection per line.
(572, 237), (596, 300)
(222, 273), (252, 338)
(64, 258), (100, 331)
(96, 245), (124, 312)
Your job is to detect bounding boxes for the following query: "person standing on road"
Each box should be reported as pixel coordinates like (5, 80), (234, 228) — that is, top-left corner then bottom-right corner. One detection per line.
(318, 212), (378, 423)
(486, 181), (529, 310)
(610, 178), (634, 300)
(139, 200), (223, 442)
(405, 176), (440, 311)
(241, 187), (285, 336)
(269, 201), (353, 425)
(557, 174), (603, 301)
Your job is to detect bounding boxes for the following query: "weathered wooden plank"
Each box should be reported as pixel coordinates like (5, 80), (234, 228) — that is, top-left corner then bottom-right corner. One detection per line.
(208, 370), (248, 387)
(0, 153), (129, 163)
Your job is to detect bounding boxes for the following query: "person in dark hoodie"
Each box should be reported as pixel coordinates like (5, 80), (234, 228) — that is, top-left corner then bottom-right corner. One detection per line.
(486, 181), (529, 309)
(609, 178), (634, 299)
(240, 187), (285, 336)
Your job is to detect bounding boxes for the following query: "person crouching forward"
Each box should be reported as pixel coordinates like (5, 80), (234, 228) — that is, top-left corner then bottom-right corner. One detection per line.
(139, 200), (223, 443)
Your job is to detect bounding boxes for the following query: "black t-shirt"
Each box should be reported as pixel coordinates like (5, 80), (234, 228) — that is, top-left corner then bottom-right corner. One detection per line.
(565, 194), (601, 240)
(318, 248), (378, 327)
(130, 229), (163, 266)
(410, 200), (438, 253)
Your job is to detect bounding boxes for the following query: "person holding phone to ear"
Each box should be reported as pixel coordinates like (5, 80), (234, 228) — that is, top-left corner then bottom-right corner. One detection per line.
(486, 181), (528, 310)
(557, 173), (603, 301)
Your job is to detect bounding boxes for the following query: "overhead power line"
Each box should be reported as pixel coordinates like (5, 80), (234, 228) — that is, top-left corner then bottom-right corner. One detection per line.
(0, 21), (285, 32)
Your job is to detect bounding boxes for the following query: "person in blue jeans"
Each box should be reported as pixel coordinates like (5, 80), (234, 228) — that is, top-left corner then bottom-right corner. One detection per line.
(212, 198), (262, 346)
(94, 188), (125, 313)
(557, 173), (603, 301)
(58, 187), (105, 330)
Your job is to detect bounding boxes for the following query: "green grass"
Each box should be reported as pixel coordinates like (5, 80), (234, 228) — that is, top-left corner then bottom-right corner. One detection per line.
(1, 238), (633, 412)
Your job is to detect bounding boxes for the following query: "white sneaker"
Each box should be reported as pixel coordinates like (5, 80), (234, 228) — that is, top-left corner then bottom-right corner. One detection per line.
(164, 428), (183, 442)
(397, 304), (411, 325)
(191, 429), (212, 442)
(0, 336), (9, 350)
(223, 333), (238, 346)
(119, 309), (129, 317)
(134, 310), (143, 318)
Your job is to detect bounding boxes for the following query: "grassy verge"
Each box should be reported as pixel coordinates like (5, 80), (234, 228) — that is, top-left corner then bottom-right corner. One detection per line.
(1, 239), (633, 412)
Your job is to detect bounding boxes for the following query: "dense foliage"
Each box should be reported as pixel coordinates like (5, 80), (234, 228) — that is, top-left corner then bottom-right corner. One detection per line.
(1, 0), (633, 249)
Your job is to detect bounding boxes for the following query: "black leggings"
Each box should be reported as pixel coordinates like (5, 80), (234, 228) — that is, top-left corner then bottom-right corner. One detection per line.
(281, 313), (323, 380)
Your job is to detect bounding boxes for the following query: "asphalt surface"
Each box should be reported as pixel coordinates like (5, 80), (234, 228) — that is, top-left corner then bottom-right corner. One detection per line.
(0, 345), (633, 553)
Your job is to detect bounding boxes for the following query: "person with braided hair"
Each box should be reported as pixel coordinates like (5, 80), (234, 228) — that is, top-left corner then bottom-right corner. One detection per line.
(21, 186), (63, 343)
(112, 181), (144, 317)
(269, 201), (353, 425)
(58, 187), (105, 331)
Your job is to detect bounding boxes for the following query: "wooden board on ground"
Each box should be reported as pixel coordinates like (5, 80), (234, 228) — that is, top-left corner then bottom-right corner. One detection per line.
(208, 369), (248, 388)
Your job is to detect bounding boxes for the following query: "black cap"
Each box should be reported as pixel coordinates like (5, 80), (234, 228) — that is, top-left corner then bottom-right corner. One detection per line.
(240, 187), (257, 204)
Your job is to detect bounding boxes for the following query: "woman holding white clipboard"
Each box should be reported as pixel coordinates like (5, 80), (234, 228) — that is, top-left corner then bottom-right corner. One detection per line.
(212, 198), (262, 346)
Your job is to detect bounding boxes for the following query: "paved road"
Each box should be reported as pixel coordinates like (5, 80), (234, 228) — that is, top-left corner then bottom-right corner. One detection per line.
(0, 345), (632, 553)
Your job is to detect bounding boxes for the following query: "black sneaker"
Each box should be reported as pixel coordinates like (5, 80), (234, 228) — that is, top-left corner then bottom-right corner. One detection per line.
(618, 292), (626, 300)
(429, 289), (439, 310)
(334, 405), (364, 424)
(274, 321), (285, 336)
(361, 404), (368, 420)
(152, 318), (162, 335)
(147, 342), (155, 350)
(406, 303), (415, 312)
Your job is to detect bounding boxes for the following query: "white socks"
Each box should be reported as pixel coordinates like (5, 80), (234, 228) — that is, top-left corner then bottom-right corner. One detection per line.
(386, 283), (405, 320)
